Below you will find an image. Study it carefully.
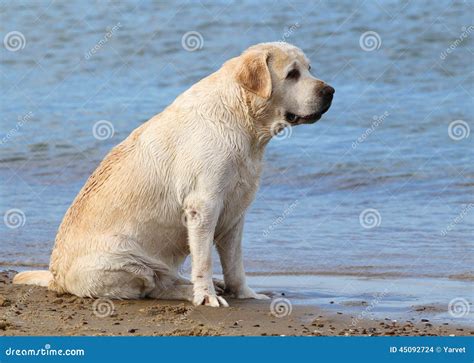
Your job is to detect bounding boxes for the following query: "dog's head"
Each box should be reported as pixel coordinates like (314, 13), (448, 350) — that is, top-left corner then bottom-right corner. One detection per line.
(233, 42), (334, 139)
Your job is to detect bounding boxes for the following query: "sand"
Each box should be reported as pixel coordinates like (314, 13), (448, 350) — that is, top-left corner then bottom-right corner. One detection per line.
(0, 270), (471, 336)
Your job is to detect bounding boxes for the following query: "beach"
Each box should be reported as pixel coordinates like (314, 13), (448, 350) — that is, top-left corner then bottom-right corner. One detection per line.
(1, 271), (471, 337)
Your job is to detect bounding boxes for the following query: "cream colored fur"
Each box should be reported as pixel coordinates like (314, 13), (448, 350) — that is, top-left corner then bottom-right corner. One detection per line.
(13, 42), (333, 307)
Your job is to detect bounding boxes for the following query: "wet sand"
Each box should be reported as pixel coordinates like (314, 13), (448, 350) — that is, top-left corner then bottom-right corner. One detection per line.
(0, 271), (471, 336)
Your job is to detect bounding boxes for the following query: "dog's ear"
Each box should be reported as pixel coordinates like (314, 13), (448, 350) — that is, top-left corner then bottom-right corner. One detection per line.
(235, 51), (272, 99)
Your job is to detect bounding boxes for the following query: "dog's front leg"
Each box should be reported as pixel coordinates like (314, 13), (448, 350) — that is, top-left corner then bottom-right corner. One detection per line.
(184, 201), (228, 307)
(216, 217), (269, 300)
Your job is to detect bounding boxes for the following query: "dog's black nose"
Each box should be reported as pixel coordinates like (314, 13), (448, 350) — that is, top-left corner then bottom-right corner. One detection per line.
(319, 85), (335, 97)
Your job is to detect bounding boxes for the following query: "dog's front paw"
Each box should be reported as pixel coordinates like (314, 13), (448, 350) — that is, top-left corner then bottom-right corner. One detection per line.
(231, 286), (270, 300)
(193, 291), (229, 307)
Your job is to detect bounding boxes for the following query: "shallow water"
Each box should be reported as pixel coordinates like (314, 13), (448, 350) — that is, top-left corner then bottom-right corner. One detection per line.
(248, 275), (474, 326)
(1, 1), (473, 313)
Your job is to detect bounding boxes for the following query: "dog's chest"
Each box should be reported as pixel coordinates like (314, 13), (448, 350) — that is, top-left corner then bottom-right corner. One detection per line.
(222, 154), (262, 219)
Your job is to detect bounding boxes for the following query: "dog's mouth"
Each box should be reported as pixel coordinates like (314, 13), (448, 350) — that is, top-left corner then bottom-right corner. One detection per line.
(285, 102), (332, 125)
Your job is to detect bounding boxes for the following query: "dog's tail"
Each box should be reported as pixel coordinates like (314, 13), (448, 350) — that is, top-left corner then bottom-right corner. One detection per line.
(13, 270), (52, 287)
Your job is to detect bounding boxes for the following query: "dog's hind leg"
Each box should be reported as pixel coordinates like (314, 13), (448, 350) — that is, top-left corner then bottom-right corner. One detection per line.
(64, 254), (156, 299)
(148, 283), (194, 302)
(63, 246), (171, 299)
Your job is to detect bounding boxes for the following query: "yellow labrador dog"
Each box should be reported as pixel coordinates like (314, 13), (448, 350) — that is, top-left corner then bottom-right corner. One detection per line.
(14, 42), (334, 307)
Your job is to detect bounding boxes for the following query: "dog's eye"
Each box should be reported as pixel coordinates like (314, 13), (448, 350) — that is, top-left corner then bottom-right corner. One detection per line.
(286, 69), (300, 80)
(308, 65), (312, 71)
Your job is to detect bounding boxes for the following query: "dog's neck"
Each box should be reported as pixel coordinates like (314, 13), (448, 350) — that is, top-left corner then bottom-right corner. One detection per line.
(240, 88), (279, 149)
(176, 69), (274, 157)
(201, 78), (270, 155)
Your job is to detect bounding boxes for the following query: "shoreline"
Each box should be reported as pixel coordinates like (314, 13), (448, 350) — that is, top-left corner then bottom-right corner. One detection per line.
(5, 264), (473, 282)
(1, 271), (472, 336)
